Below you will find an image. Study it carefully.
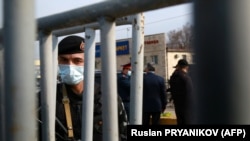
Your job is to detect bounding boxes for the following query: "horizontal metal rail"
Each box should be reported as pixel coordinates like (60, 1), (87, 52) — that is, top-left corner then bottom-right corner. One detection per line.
(0, 0), (190, 39)
(52, 16), (132, 37)
(37, 0), (190, 33)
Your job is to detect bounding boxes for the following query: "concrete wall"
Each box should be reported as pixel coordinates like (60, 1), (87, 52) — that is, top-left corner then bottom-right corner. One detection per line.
(144, 33), (167, 79)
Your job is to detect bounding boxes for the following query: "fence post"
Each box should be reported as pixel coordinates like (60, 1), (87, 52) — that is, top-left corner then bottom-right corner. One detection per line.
(99, 17), (119, 141)
(3, 0), (37, 140)
(39, 33), (56, 141)
(130, 13), (145, 124)
(82, 28), (96, 141)
(194, 0), (250, 124)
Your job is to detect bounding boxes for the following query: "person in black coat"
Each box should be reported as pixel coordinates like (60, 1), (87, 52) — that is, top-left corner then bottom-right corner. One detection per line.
(142, 63), (167, 125)
(38, 35), (127, 141)
(169, 59), (194, 125)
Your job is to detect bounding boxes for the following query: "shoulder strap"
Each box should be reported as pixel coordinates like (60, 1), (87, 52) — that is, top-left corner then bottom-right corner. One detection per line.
(62, 84), (74, 138)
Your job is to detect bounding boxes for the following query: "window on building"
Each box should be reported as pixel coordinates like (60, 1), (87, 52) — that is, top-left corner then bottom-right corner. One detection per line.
(150, 55), (158, 64)
(174, 54), (178, 59)
(182, 54), (187, 60)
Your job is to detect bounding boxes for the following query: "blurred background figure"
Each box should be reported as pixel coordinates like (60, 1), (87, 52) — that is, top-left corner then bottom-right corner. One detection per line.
(142, 63), (167, 125)
(169, 59), (194, 125)
(117, 63), (131, 121)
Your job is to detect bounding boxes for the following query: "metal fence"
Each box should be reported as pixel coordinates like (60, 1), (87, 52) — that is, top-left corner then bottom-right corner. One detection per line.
(0, 0), (190, 141)
(3, 0), (250, 141)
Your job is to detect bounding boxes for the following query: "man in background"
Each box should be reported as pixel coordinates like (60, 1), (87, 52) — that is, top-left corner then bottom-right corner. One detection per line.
(117, 63), (131, 121)
(142, 63), (167, 125)
(169, 59), (194, 125)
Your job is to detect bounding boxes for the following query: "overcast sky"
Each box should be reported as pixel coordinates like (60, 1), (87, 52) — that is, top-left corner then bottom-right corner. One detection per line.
(0, 0), (193, 59)
(35, 0), (193, 40)
(0, 0), (193, 38)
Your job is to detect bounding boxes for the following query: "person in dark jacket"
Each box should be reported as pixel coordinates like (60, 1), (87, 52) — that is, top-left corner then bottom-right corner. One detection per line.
(169, 59), (194, 125)
(117, 63), (131, 121)
(38, 35), (127, 141)
(142, 63), (167, 125)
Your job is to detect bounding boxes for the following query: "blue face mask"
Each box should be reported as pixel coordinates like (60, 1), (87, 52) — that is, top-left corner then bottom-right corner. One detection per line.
(127, 70), (131, 76)
(59, 65), (84, 85)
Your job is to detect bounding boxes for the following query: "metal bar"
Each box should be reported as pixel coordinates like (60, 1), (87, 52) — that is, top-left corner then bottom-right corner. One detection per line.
(99, 17), (119, 141)
(130, 13), (145, 124)
(52, 16), (132, 37)
(81, 28), (96, 141)
(0, 1), (189, 40)
(229, 0), (250, 124)
(194, 0), (231, 124)
(37, 0), (190, 32)
(3, 0), (37, 140)
(193, 0), (250, 124)
(52, 35), (58, 141)
(39, 33), (56, 141)
(52, 36), (58, 102)
(0, 30), (2, 43)
(0, 41), (5, 141)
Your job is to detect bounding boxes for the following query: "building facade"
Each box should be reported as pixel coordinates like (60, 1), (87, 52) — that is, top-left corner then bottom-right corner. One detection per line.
(166, 48), (194, 80)
(95, 33), (168, 78)
(95, 33), (194, 83)
(35, 33), (194, 84)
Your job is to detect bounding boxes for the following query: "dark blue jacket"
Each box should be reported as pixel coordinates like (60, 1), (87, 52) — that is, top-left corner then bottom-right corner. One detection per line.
(143, 72), (167, 112)
(117, 73), (130, 102)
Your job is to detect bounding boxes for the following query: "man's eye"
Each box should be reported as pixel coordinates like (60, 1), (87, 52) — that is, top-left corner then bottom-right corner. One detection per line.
(59, 58), (68, 63)
(74, 59), (84, 64)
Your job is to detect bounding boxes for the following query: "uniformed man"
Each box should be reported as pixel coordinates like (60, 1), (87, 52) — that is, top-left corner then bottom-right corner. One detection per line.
(38, 35), (127, 141)
(117, 63), (131, 121)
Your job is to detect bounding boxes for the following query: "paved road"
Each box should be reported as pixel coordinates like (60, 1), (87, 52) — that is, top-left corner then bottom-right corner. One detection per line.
(163, 102), (176, 119)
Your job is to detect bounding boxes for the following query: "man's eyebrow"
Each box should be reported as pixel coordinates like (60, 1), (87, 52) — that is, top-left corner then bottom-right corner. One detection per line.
(58, 56), (67, 59)
(73, 57), (84, 60)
